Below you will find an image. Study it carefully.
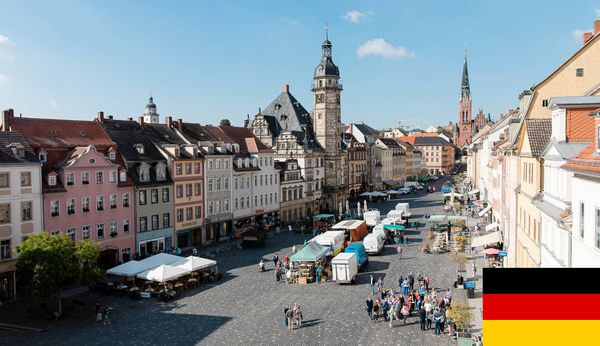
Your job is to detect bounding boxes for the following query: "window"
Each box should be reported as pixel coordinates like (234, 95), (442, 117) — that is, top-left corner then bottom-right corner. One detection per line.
(234, 178), (238, 190)
(67, 198), (76, 215)
(235, 198), (239, 210)
(176, 163), (182, 175)
(82, 172), (89, 185)
(156, 165), (166, 181)
(140, 167), (149, 182)
(260, 175), (263, 186)
(176, 184), (184, 198)
(151, 189), (158, 204)
(162, 188), (169, 202)
(216, 179), (221, 190)
(121, 248), (131, 261)
(135, 144), (144, 154)
(542, 99), (549, 107)
(576, 68), (584, 77)
(123, 219), (130, 234)
(110, 194), (117, 209)
(597, 126), (600, 152)
(596, 209), (600, 249)
(82, 225), (90, 239)
(109, 171), (117, 183)
(224, 178), (229, 189)
(139, 190), (146, 205)
(96, 196), (104, 211)
(217, 160), (221, 170)
(110, 221), (117, 236)
(1, 239), (11, 260)
(0, 172), (8, 188)
(186, 184), (192, 197)
(122, 193), (130, 207)
(82, 197), (90, 212)
(224, 159), (229, 170)
(195, 206), (201, 219)
(246, 196), (250, 207)
(0, 204), (10, 224)
(67, 227), (76, 242)
(49, 175), (57, 186)
(580, 202), (585, 238)
(163, 213), (170, 228)
(195, 183), (201, 196)
(208, 202), (214, 214)
(109, 151), (116, 160)
(97, 223), (105, 239)
(50, 201), (59, 217)
(186, 207), (193, 221)
(254, 196), (257, 207)
(194, 163), (201, 174)
(208, 179), (213, 191)
(39, 151), (47, 162)
(120, 170), (127, 182)
(96, 171), (104, 184)
(151, 215), (159, 230)
(21, 201), (32, 221)
(66, 173), (75, 186)
(176, 208), (183, 222)
(20, 172), (31, 187)
(208, 160), (213, 170)
(186, 163), (192, 175)
(224, 200), (229, 212)
(139, 217), (147, 232)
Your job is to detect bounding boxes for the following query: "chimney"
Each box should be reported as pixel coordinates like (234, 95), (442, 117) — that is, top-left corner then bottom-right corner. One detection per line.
(108, 115), (113, 120)
(283, 84), (289, 93)
(128, 117), (133, 121)
(595, 20), (600, 35)
(177, 118), (183, 131)
(583, 31), (594, 45)
(2, 109), (13, 131)
(97, 111), (104, 121)
(138, 116), (144, 125)
(165, 116), (172, 128)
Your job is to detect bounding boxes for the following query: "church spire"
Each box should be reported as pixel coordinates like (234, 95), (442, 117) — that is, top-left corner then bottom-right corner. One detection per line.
(461, 53), (470, 100)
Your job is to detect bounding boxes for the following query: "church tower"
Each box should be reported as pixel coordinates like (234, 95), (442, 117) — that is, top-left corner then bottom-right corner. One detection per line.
(455, 54), (473, 148)
(143, 96), (160, 124)
(311, 25), (346, 210)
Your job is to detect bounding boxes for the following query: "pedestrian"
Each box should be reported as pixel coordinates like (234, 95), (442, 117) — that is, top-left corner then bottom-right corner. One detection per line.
(292, 244), (297, 253)
(283, 305), (290, 326)
(402, 279), (409, 296)
(275, 267), (281, 282)
(377, 276), (383, 294)
(373, 299), (380, 322)
(408, 273), (415, 291)
(398, 276), (404, 292)
(425, 301), (433, 330)
(401, 304), (409, 325)
(192, 247), (198, 256)
(286, 306), (294, 330)
(434, 308), (442, 334)
(403, 234), (409, 245)
(94, 302), (102, 322)
(446, 306), (454, 337)
(295, 304), (303, 326)
(365, 296), (374, 320)
(273, 254), (279, 267)
(396, 245), (403, 260)
(316, 266), (322, 283)
(370, 274), (375, 295)
(399, 234), (404, 245)
(424, 275), (430, 292)
(103, 306), (112, 325)
(419, 304), (427, 331)
(472, 261), (477, 278)
(382, 299), (390, 321)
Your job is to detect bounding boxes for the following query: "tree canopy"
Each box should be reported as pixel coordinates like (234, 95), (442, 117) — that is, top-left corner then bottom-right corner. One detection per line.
(219, 119), (232, 126)
(16, 233), (102, 314)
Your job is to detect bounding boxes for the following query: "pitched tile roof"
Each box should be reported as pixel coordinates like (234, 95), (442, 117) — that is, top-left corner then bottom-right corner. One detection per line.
(412, 136), (452, 146)
(566, 108), (596, 142)
(216, 126), (272, 153)
(354, 123), (379, 136)
(562, 143), (600, 174)
(0, 131), (39, 164)
(525, 118), (552, 157)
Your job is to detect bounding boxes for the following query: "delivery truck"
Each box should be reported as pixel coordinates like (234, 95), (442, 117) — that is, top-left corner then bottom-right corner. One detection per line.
(363, 233), (384, 255)
(331, 252), (358, 284)
(331, 220), (369, 242)
(362, 210), (381, 227)
(309, 230), (345, 256)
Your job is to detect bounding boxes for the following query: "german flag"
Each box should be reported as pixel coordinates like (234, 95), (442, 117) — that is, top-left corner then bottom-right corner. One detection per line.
(483, 268), (600, 345)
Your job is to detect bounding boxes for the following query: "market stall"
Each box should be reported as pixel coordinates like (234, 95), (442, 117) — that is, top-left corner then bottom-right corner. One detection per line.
(383, 223), (406, 244)
(289, 242), (330, 284)
(136, 264), (190, 283)
(330, 219), (368, 242)
(309, 230), (345, 256)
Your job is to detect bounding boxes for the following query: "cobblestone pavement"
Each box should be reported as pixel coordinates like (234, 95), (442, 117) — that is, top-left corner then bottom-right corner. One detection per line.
(1, 177), (467, 346)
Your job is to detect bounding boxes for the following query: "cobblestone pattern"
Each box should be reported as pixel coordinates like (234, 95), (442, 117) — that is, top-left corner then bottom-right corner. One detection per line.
(1, 178), (466, 345)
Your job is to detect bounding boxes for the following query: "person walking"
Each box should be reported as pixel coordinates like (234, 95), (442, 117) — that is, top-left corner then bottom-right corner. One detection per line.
(398, 276), (404, 292)
(295, 304), (303, 326)
(402, 279), (410, 296)
(424, 275), (430, 292)
(425, 301), (433, 330)
(283, 305), (290, 327)
(408, 274), (415, 291)
(434, 308), (442, 334)
(419, 305), (427, 331)
(401, 304), (409, 325)
(273, 254), (279, 267)
(365, 296), (374, 320)
(95, 302), (102, 322)
(286, 307), (294, 330)
(373, 299), (381, 322)
(377, 276), (384, 294)
(370, 274), (375, 295)
(103, 306), (112, 325)
(446, 306), (454, 337)
(315, 266), (322, 283)
(472, 261), (477, 278)
(396, 245), (403, 260)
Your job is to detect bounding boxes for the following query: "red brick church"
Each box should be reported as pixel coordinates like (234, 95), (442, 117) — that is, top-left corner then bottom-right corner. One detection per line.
(453, 54), (492, 149)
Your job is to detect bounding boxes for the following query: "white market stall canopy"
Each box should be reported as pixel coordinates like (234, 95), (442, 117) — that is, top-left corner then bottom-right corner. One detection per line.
(371, 191), (388, 197)
(443, 193), (464, 198)
(172, 256), (217, 272)
(136, 264), (191, 283)
(485, 222), (499, 232)
(478, 205), (492, 216)
(332, 219), (365, 230)
(471, 231), (502, 248)
(359, 192), (374, 197)
(428, 215), (448, 224)
(468, 189), (480, 195)
(107, 253), (184, 277)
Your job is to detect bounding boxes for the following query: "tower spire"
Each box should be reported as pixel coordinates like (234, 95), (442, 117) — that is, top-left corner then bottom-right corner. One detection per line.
(325, 22), (328, 41)
(461, 52), (470, 100)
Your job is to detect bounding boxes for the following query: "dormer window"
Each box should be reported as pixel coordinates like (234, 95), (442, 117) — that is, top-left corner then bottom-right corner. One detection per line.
(244, 158), (249, 167)
(135, 144), (145, 154)
(38, 149), (47, 162)
(50, 129), (58, 136)
(48, 174), (57, 186)
(108, 149), (116, 161)
(8, 143), (25, 158)
(174, 148), (180, 157)
(237, 158), (242, 167)
(119, 170), (127, 182)
(80, 130), (86, 137)
(156, 164), (166, 181)
(139, 165), (150, 182)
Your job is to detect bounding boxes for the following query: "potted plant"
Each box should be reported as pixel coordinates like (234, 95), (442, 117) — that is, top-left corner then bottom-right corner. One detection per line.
(447, 300), (473, 343)
(421, 243), (431, 253)
(427, 230), (435, 239)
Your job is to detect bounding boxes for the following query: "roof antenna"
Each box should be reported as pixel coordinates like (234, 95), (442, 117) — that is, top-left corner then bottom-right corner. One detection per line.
(325, 22), (328, 40)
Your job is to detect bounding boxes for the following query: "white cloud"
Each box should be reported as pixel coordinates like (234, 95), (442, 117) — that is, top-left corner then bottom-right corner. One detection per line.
(0, 34), (16, 47)
(0, 34), (16, 60)
(281, 17), (300, 26)
(0, 74), (8, 85)
(572, 28), (592, 42)
(341, 10), (372, 23)
(50, 100), (58, 108)
(356, 38), (415, 60)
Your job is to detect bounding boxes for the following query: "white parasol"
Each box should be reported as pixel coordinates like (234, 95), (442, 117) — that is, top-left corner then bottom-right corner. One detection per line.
(364, 200), (367, 211)
(357, 202), (362, 217)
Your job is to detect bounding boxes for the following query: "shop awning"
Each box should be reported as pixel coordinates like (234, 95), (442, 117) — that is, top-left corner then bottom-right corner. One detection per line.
(386, 190), (400, 194)
(383, 180), (397, 187)
(471, 231), (502, 248)
(312, 214), (336, 220)
(443, 193), (464, 198)
(485, 222), (499, 232)
(290, 242), (330, 262)
(478, 205), (492, 216)
(468, 189), (480, 195)
(359, 192), (374, 197)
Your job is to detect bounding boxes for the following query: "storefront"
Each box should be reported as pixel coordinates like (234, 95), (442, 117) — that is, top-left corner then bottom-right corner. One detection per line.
(176, 229), (193, 248)
(137, 227), (174, 257)
(205, 215), (233, 243)
(0, 260), (16, 303)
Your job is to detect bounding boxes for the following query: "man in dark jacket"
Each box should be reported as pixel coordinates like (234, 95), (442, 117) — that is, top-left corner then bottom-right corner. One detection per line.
(365, 297), (374, 320)
(419, 305), (427, 331)
(408, 274), (415, 291)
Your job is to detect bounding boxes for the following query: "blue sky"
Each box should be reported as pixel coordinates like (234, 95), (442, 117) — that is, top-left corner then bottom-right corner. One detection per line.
(1, 1), (599, 130)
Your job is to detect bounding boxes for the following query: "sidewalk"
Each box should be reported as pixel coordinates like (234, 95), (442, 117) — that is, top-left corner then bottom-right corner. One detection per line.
(468, 253), (484, 335)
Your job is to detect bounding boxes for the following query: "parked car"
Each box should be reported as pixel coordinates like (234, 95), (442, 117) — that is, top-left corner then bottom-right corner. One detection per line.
(397, 187), (410, 195)
(344, 243), (369, 270)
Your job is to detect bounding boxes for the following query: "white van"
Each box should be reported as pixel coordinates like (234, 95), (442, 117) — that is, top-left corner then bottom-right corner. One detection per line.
(363, 233), (384, 255)
(363, 210), (381, 227)
(387, 210), (403, 219)
(372, 224), (386, 241)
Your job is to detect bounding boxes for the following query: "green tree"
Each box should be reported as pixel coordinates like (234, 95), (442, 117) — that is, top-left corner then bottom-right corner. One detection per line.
(219, 119), (232, 126)
(16, 233), (102, 315)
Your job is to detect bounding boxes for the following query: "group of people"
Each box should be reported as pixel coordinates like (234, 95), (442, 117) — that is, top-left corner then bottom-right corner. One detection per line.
(283, 303), (304, 330)
(94, 303), (113, 325)
(364, 273), (457, 337)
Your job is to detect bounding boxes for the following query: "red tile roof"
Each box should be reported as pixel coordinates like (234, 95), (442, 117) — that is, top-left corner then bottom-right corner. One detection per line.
(562, 143), (600, 173)
(566, 108), (596, 142)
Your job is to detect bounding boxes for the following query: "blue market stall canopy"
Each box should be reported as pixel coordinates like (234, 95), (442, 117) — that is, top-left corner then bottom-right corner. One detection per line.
(313, 214), (336, 220)
(290, 242), (330, 262)
(383, 224), (406, 231)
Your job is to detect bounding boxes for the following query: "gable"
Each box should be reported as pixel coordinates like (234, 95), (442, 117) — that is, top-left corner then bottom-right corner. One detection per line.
(518, 126), (532, 157)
